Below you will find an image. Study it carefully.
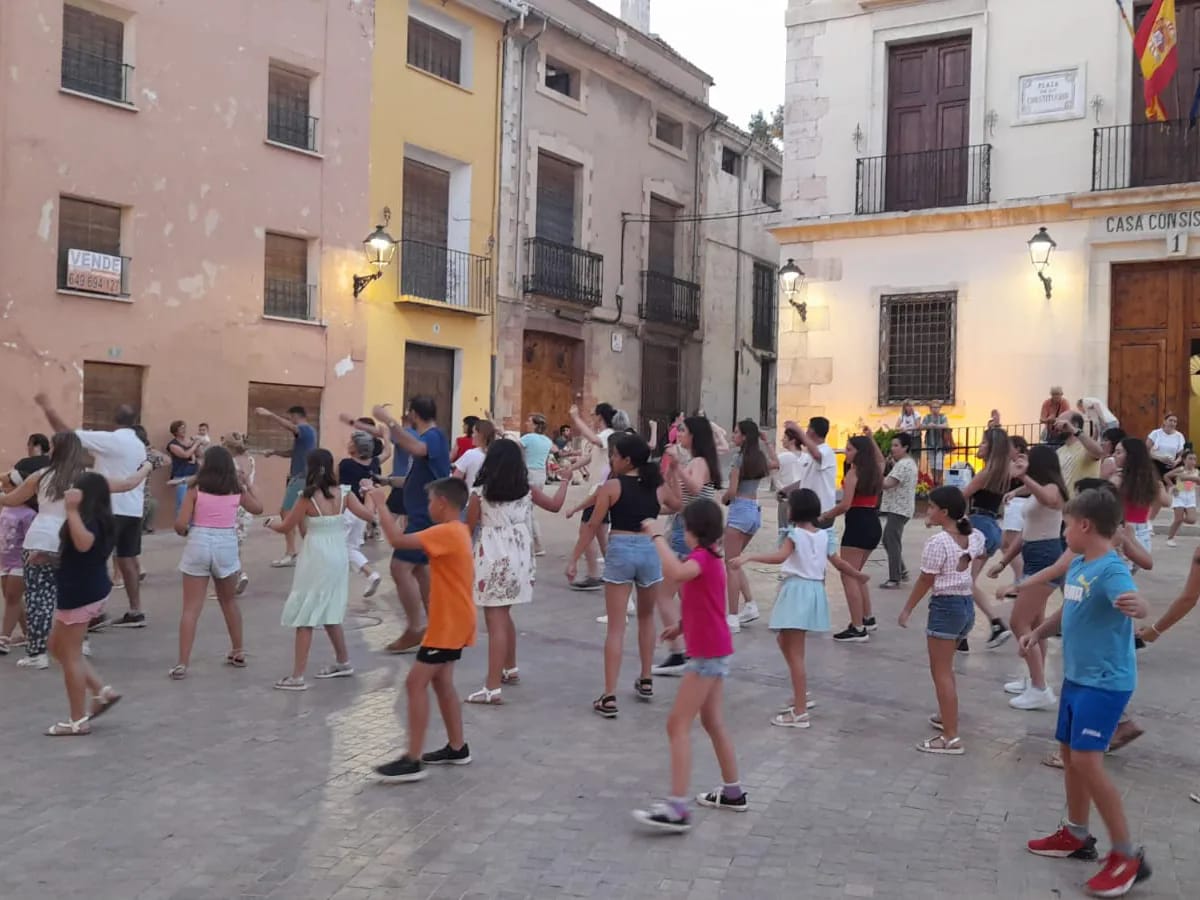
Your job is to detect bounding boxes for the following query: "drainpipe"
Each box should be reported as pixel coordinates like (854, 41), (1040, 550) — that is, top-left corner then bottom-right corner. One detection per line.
(730, 131), (756, 425)
(692, 112), (722, 416)
(587, 213), (626, 325)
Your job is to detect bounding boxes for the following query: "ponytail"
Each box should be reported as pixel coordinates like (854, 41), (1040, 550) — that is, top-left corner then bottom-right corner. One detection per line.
(955, 516), (972, 536)
(613, 433), (662, 489)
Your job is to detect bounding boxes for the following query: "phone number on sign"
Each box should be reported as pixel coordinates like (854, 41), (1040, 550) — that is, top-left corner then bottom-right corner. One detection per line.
(66, 270), (121, 294)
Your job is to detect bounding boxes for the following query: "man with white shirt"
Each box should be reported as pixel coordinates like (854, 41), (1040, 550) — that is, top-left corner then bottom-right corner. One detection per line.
(36, 393), (149, 628)
(784, 416), (838, 516)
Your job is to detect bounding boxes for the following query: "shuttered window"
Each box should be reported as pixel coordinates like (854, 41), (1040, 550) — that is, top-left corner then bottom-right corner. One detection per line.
(82, 362), (143, 430)
(267, 64), (316, 151)
(58, 197), (123, 292)
(263, 233), (312, 320)
(246, 382), (323, 454)
(647, 196), (679, 276)
(407, 18), (462, 84)
(536, 152), (578, 246)
(402, 159), (450, 247)
(62, 5), (128, 102)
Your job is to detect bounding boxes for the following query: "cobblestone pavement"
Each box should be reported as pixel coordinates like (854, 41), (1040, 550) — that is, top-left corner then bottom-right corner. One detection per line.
(0, 495), (1197, 900)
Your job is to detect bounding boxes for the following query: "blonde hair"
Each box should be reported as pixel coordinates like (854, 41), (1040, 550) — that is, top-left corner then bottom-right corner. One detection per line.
(221, 431), (248, 455)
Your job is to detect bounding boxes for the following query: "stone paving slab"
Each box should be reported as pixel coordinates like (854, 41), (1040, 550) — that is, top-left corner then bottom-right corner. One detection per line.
(0, 496), (1196, 899)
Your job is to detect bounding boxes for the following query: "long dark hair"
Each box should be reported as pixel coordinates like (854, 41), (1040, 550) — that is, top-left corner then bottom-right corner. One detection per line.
(196, 446), (240, 495)
(1118, 437), (1159, 508)
(682, 416), (723, 490)
(847, 435), (882, 496)
(476, 439), (529, 503)
(928, 485), (972, 536)
(979, 427), (1012, 494)
(43, 431), (89, 501)
(59, 471), (115, 553)
(1026, 444), (1069, 502)
(682, 497), (724, 558)
(736, 420), (769, 481)
(302, 448), (338, 500)
(613, 433), (662, 489)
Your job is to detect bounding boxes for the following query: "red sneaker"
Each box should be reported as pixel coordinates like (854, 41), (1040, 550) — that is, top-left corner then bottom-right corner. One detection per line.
(1027, 826), (1098, 859)
(1086, 850), (1150, 898)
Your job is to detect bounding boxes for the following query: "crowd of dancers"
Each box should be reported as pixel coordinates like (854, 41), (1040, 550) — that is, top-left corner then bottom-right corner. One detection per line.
(3, 390), (1200, 898)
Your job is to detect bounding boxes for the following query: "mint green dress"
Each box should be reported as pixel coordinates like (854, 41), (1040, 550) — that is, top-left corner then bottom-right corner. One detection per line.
(280, 490), (350, 627)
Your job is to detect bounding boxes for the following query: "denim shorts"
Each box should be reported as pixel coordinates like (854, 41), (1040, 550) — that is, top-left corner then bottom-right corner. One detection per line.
(1022, 537), (1065, 585)
(726, 497), (762, 535)
(669, 516), (689, 558)
(178, 526), (241, 579)
(1055, 679), (1132, 752)
(603, 534), (663, 588)
(685, 655), (731, 678)
(282, 476), (305, 512)
(969, 514), (1002, 557)
(926, 595), (975, 640)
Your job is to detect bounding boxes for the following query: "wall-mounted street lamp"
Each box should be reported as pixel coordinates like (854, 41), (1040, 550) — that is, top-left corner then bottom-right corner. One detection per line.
(1027, 226), (1056, 300)
(778, 258), (807, 322)
(353, 207), (397, 298)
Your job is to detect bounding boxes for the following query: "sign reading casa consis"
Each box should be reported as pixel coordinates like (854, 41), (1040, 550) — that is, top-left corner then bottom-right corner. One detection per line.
(66, 248), (123, 295)
(1103, 210), (1200, 235)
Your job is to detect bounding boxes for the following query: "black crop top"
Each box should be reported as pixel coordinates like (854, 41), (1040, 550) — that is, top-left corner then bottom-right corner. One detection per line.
(609, 475), (662, 532)
(972, 488), (1003, 515)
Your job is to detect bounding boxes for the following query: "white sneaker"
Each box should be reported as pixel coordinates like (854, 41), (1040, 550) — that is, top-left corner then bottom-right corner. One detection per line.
(726, 613), (741, 635)
(81, 639), (92, 658)
(596, 615), (609, 624)
(17, 653), (48, 670)
(1009, 686), (1058, 711)
(738, 601), (760, 625)
(363, 571), (382, 598)
(1167, 538), (1178, 548)
(1003, 677), (1028, 695)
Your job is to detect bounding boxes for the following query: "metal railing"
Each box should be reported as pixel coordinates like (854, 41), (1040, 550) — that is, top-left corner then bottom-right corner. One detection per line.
(61, 46), (132, 104)
(1092, 119), (1200, 191)
(59, 254), (131, 297)
(639, 270), (700, 329)
(400, 239), (492, 314)
(267, 105), (319, 152)
(264, 279), (316, 320)
(523, 237), (603, 307)
(879, 421), (1054, 480)
(856, 144), (991, 214)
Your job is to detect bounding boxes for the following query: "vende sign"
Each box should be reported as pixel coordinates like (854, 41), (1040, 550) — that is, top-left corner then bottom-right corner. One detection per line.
(67, 248), (122, 295)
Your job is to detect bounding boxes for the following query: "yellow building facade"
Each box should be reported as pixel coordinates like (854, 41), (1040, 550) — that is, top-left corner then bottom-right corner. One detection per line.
(363, 0), (508, 428)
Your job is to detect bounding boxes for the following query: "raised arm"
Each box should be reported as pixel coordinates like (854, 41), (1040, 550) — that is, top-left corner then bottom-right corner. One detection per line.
(1059, 414), (1103, 460)
(372, 406), (427, 457)
(643, 517), (701, 584)
(34, 392), (71, 434)
(568, 404), (603, 448)
(785, 419), (823, 462)
(255, 407), (300, 436)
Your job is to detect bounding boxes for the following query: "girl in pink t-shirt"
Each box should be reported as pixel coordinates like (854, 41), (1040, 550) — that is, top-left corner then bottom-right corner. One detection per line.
(633, 498), (743, 834)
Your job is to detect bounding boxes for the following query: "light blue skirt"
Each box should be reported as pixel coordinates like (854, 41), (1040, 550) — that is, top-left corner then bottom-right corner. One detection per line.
(769, 577), (830, 633)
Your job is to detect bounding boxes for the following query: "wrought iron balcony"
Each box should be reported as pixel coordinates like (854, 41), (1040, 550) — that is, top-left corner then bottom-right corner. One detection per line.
(264, 279), (316, 320)
(856, 144), (991, 214)
(267, 104), (319, 152)
(400, 239), (492, 314)
(61, 46), (132, 104)
(639, 270), (700, 329)
(523, 237), (603, 307)
(1093, 119), (1200, 191)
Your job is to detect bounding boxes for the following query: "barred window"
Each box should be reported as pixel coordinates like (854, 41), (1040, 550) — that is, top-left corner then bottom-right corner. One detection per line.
(267, 64), (316, 151)
(751, 262), (776, 351)
(408, 17), (462, 84)
(878, 291), (956, 405)
(264, 233), (313, 320)
(62, 5), (129, 103)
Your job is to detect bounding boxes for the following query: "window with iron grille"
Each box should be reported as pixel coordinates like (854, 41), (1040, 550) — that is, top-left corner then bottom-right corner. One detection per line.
(61, 5), (129, 103)
(408, 17), (462, 84)
(878, 291), (956, 405)
(247, 382), (322, 454)
(751, 262), (776, 351)
(263, 233), (313, 320)
(267, 64), (316, 151)
(58, 196), (125, 295)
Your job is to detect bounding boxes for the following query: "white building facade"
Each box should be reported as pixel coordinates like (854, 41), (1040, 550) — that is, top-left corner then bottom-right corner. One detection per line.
(774, 0), (1200, 447)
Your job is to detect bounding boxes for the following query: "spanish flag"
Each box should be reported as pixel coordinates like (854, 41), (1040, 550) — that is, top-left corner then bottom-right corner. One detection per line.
(1134, 0), (1178, 121)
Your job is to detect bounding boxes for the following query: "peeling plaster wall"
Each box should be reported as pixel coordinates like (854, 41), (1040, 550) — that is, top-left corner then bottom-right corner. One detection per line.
(0, 0), (374, 513)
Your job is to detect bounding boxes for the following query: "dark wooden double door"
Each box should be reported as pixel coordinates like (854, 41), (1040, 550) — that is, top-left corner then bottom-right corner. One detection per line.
(521, 331), (579, 433)
(1109, 261), (1200, 440)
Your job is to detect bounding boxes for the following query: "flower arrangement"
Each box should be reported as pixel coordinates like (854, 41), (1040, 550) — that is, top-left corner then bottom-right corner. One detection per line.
(915, 471), (935, 499)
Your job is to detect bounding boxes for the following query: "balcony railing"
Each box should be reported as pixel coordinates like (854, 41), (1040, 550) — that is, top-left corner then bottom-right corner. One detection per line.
(400, 239), (492, 314)
(523, 237), (603, 307)
(61, 46), (132, 104)
(639, 270), (700, 329)
(1093, 119), (1200, 192)
(267, 104), (319, 152)
(59, 253), (131, 297)
(856, 144), (991, 214)
(264, 279), (316, 320)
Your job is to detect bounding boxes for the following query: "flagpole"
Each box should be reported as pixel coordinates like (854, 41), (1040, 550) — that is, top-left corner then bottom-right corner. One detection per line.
(1114, 0), (1136, 39)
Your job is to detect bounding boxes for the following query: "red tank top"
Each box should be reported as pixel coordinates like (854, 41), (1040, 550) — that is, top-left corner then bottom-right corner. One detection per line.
(1124, 502), (1150, 524)
(851, 494), (879, 509)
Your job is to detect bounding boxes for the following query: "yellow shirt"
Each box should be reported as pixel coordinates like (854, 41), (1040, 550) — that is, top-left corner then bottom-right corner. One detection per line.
(1057, 440), (1100, 497)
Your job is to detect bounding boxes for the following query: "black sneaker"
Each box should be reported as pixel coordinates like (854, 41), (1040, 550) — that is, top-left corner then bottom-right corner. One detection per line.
(832, 625), (869, 643)
(110, 611), (146, 629)
(863, 616), (878, 632)
(957, 638), (970, 653)
(631, 802), (691, 833)
(696, 789), (748, 812)
(1135, 848), (1152, 883)
(421, 743), (472, 766)
(986, 621), (1012, 649)
(1134, 636), (1147, 650)
(651, 652), (688, 676)
(374, 755), (427, 783)
(87, 613), (109, 633)
(570, 577), (604, 591)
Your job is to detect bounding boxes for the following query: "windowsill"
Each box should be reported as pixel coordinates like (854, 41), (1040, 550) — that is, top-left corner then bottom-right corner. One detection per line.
(57, 288), (133, 303)
(262, 314), (325, 328)
(264, 139), (324, 159)
(397, 294), (490, 317)
(58, 87), (138, 112)
(406, 64), (473, 94)
(649, 135), (688, 161)
(535, 80), (586, 114)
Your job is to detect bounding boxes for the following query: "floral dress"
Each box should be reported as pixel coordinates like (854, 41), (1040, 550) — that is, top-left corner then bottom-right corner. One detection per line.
(474, 492), (534, 607)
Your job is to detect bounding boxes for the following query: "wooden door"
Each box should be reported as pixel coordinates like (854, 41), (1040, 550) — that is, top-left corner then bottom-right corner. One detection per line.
(885, 36), (971, 210)
(1109, 338), (1167, 439)
(1131, 1), (1200, 186)
(82, 361), (143, 430)
(640, 340), (680, 437)
(520, 331), (578, 432)
(403, 343), (455, 428)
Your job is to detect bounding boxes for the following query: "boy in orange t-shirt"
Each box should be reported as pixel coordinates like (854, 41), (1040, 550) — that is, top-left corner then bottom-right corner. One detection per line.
(370, 478), (476, 783)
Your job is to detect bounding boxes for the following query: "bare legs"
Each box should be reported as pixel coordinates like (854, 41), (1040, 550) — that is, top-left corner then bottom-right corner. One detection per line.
(482, 606), (518, 691)
(777, 630), (808, 710)
(48, 620), (105, 722)
(177, 573), (243, 668)
(1062, 745), (1132, 847)
(840, 547), (872, 627)
(1012, 583), (1054, 690)
(666, 673), (738, 798)
(602, 581), (659, 695)
(405, 660), (465, 758)
(115, 556), (141, 612)
(970, 557), (1002, 622)
(927, 636), (960, 740)
(723, 528), (752, 617)
(1168, 507), (1196, 541)
(1, 574), (26, 642)
(289, 624), (349, 679)
(390, 558), (429, 637)
(994, 531), (1024, 599)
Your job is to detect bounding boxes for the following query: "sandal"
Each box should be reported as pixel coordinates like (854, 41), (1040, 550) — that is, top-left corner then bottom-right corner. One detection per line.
(0, 635), (9, 656)
(89, 686), (121, 720)
(168, 665), (187, 680)
(466, 687), (503, 705)
(593, 694), (618, 718)
(46, 717), (91, 736)
(771, 707), (811, 729)
(274, 676), (307, 691)
(634, 677), (653, 701)
(1042, 751), (1064, 769)
(916, 734), (964, 755)
(226, 649), (247, 668)
(501, 667), (520, 685)
(929, 714), (944, 731)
